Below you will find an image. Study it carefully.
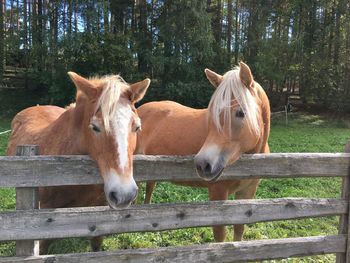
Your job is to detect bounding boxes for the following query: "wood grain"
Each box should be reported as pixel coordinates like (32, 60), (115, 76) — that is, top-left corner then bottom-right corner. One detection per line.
(0, 198), (346, 241)
(0, 153), (349, 187)
(15, 145), (40, 256)
(337, 141), (350, 263)
(1, 235), (346, 263)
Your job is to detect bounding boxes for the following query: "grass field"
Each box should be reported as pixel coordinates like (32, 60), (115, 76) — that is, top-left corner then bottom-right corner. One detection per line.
(0, 113), (349, 262)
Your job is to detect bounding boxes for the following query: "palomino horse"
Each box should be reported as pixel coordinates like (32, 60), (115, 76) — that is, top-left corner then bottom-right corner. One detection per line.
(7, 72), (150, 252)
(136, 62), (270, 242)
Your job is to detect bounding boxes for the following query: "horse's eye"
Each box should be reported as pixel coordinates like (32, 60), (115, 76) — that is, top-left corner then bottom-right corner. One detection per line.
(132, 116), (141, 132)
(133, 125), (141, 133)
(90, 123), (101, 133)
(235, 110), (245, 118)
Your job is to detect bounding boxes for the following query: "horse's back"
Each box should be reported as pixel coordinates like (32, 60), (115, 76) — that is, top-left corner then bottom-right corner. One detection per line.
(7, 105), (65, 155)
(137, 100), (199, 117)
(136, 101), (208, 155)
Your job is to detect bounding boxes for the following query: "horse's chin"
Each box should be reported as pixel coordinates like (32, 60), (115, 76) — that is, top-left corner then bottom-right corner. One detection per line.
(108, 201), (132, 210)
(208, 167), (224, 182)
(196, 166), (224, 182)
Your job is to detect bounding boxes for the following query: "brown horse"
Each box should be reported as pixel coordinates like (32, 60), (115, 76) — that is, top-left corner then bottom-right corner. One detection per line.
(7, 72), (150, 252)
(136, 62), (270, 242)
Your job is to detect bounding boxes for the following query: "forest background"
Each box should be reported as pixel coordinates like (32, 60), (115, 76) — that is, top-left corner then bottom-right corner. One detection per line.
(0, 0), (349, 114)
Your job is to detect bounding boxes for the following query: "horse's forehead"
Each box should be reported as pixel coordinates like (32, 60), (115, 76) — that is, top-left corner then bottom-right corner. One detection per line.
(111, 99), (133, 123)
(229, 98), (241, 108)
(117, 97), (132, 110)
(94, 90), (131, 115)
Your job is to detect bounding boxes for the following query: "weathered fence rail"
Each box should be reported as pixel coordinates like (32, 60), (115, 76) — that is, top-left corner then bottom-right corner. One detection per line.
(0, 146), (349, 262)
(0, 198), (347, 241)
(1, 235), (347, 263)
(0, 153), (349, 187)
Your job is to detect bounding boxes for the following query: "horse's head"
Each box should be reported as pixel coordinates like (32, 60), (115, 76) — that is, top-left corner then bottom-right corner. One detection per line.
(68, 72), (150, 209)
(195, 62), (265, 181)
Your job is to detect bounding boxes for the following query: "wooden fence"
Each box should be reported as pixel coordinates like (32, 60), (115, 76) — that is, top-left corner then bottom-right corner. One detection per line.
(0, 144), (349, 262)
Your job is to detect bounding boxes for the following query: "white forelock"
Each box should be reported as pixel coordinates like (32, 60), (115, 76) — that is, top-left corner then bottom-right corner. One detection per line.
(95, 75), (129, 133)
(208, 66), (260, 136)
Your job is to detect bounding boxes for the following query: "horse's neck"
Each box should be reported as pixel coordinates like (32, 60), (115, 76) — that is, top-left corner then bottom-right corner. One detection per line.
(252, 85), (271, 154)
(42, 108), (86, 155)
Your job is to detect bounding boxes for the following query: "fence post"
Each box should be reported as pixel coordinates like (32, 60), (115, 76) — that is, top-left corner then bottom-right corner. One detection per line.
(15, 145), (40, 256)
(336, 141), (350, 263)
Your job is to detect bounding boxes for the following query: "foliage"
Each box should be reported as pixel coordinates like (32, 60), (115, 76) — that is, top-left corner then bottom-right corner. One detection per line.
(0, 1), (349, 113)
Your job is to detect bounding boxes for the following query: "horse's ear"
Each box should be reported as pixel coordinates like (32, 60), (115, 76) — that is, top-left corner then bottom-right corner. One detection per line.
(129, 78), (151, 103)
(204, 68), (223, 88)
(239, 62), (254, 89)
(68, 72), (97, 99)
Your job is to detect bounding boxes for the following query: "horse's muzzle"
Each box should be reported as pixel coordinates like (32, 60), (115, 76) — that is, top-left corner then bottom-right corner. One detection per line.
(104, 175), (139, 209)
(194, 156), (225, 181)
(107, 187), (138, 209)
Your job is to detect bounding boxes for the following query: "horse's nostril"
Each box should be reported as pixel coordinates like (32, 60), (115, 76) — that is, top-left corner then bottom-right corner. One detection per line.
(204, 162), (211, 173)
(109, 192), (118, 204)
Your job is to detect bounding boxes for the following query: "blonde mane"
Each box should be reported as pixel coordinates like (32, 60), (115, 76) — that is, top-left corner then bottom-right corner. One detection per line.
(94, 75), (129, 132)
(208, 66), (260, 136)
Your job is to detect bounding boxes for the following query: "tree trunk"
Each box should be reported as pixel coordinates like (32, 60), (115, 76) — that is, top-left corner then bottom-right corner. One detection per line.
(54, 1), (58, 45)
(245, 1), (268, 73)
(227, 0), (233, 53)
(28, 0), (32, 47)
(33, 0), (38, 45)
(23, 0), (29, 87)
(10, 0), (14, 37)
(110, 1), (125, 33)
(333, 0), (342, 66)
(328, 4), (335, 61)
(37, 0), (43, 71)
(213, 0), (222, 44)
(138, 0), (149, 73)
(67, 0), (72, 37)
(345, 4), (350, 96)
(234, 0), (239, 64)
(62, 0), (66, 35)
(300, 1), (317, 103)
(163, 1), (172, 83)
(74, 0), (78, 36)
(0, 0), (4, 81)
(49, 1), (58, 77)
(16, 0), (20, 33)
(103, 0), (109, 35)
(85, 2), (90, 32)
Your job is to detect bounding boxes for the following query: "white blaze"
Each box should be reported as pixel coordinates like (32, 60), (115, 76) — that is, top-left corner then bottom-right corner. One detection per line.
(112, 101), (132, 171)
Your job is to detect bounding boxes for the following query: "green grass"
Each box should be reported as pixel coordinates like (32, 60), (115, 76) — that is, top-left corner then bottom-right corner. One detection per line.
(0, 113), (349, 262)
(0, 119), (10, 156)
